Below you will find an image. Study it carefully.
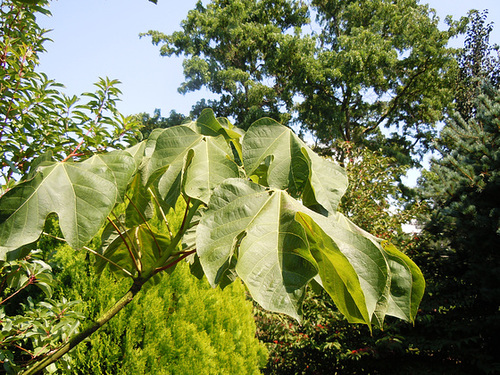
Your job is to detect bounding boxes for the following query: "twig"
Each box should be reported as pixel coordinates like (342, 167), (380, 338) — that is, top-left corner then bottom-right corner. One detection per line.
(125, 193), (164, 256)
(106, 217), (141, 273)
(0, 274), (35, 306)
(148, 187), (173, 238)
(153, 249), (196, 275)
(109, 210), (140, 259)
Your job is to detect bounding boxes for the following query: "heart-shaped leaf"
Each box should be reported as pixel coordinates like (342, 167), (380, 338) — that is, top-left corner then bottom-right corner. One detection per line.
(197, 178), (318, 320)
(243, 118), (310, 197)
(0, 152), (136, 260)
(243, 118), (348, 212)
(145, 125), (239, 206)
(183, 135), (239, 203)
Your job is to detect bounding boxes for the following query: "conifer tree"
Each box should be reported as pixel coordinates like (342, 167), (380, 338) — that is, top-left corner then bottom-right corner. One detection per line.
(416, 83), (500, 373)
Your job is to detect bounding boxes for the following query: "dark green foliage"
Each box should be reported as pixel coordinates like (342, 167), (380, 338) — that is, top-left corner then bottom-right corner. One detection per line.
(455, 10), (500, 122)
(143, 0), (309, 130)
(257, 287), (439, 375)
(256, 290), (368, 375)
(411, 84), (500, 374)
(297, 0), (462, 161)
(138, 109), (190, 138)
(0, 253), (81, 374)
(52, 245), (268, 375)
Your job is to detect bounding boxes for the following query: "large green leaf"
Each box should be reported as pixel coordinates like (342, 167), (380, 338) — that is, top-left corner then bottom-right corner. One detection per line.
(145, 125), (203, 188)
(332, 213), (425, 324)
(187, 108), (244, 159)
(380, 241), (425, 323)
(242, 118), (310, 197)
(197, 178), (318, 320)
(301, 149), (348, 215)
(183, 135), (239, 203)
(242, 118), (347, 212)
(309, 212), (390, 325)
(146, 125), (239, 205)
(0, 152), (135, 260)
(295, 212), (371, 325)
(299, 211), (425, 326)
(197, 178), (424, 326)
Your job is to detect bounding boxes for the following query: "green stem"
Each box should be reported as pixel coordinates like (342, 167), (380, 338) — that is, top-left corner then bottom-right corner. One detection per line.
(146, 198), (202, 280)
(21, 280), (144, 375)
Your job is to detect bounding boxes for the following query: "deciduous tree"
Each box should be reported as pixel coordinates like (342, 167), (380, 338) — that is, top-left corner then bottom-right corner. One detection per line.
(138, 108), (189, 138)
(144, 0), (465, 163)
(143, 0), (310, 130)
(0, 0), (141, 186)
(1, 2), (140, 372)
(455, 9), (500, 121)
(1, 2), (426, 373)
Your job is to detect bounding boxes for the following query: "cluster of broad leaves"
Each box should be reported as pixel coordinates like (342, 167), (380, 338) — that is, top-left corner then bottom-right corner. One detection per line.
(0, 109), (424, 329)
(0, 249), (83, 373)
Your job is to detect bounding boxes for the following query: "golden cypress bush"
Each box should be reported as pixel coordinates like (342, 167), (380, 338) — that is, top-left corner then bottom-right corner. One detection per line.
(53, 245), (267, 374)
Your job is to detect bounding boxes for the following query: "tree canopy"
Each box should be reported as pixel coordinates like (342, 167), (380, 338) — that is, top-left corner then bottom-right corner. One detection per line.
(0, 0), (141, 186)
(455, 9), (500, 121)
(143, 0), (310, 129)
(397, 14), (500, 373)
(143, 0), (466, 163)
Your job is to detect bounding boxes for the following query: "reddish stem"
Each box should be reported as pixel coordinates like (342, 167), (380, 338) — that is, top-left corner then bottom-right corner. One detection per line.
(0, 274), (36, 306)
(153, 250), (196, 274)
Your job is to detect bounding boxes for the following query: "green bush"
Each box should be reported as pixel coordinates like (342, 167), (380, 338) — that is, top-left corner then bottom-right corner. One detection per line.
(52, 245), (267, 374)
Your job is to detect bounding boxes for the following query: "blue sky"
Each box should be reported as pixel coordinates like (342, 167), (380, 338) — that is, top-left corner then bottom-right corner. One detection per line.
(38, 0), (500, 118)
